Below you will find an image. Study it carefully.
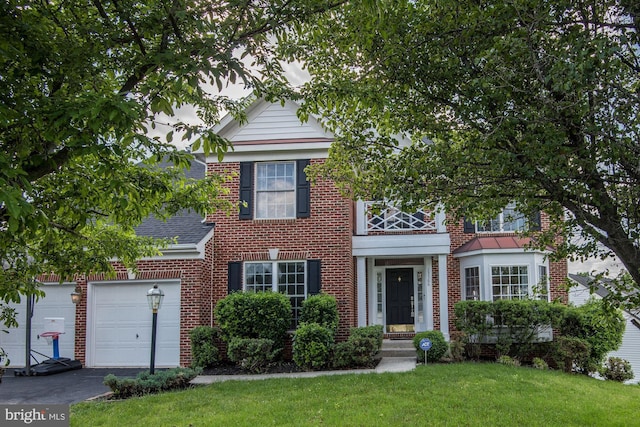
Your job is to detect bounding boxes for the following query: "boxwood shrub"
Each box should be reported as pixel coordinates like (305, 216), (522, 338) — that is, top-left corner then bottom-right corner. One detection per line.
(349, 325), (384, 353)
(227, 337), (280, 373)
(214, 291), (291, 348)
(292, 323), (334, 370)
(189, 326), (220, 368)
(299, 293), (339, 336)
(413, 330), (448, 363)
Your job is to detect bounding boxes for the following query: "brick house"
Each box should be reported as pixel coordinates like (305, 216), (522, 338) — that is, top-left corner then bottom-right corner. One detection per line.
(200, 98), (567, 344)
(1, 98), (567, 368)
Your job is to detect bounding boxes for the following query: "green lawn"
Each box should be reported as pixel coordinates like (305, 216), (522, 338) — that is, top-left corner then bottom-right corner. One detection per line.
(71, 363), (640, 426)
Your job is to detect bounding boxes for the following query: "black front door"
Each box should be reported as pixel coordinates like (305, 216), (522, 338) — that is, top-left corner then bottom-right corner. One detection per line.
(386, 268), (414, 330)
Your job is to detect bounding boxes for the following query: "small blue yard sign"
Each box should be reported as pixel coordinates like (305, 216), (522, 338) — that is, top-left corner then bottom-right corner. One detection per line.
(419, 338), (432, 351)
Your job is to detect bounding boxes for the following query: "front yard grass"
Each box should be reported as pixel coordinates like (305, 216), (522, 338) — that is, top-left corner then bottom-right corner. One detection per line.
(71, 362), (640, 426)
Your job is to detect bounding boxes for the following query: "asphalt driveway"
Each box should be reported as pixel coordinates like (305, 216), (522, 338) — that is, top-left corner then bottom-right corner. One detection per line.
(0, 367), (145, 404)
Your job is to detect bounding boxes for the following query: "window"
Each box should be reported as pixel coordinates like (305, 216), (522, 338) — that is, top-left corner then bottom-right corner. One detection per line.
(491, 266), (529, 300)
(464, 267), (480, 300)
(477, 204), (527, 232)
(536, 265), (549, 300)
(256, 162), (296, 219)
(239, 160), (310, 220)
(245, 261), (307, 329)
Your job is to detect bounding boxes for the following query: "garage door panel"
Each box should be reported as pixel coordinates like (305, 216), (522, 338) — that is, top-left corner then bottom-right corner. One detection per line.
(0, 285), (76, 367)
(88, 281), (180, 367)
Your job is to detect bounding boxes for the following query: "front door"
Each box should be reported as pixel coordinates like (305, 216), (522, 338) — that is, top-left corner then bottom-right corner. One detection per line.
(385, 268), (414, 332)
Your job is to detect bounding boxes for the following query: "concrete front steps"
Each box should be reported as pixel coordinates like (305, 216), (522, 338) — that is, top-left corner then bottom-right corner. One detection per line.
(379, 339), (417, 358)
(374, 339), (417, 372)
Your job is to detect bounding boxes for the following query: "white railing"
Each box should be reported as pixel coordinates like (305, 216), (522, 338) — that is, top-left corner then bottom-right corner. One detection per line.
(356, 201), (444, 234)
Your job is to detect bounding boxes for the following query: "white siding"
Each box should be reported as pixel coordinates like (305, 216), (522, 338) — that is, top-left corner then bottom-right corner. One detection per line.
(224, 101), (327, 142)
(0, 284), (76, 367)
(569, 283), (640, 383)
(609, 312), (640, 383)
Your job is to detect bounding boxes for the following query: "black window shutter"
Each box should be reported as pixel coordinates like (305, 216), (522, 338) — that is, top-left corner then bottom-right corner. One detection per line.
(463, 218), (475, 233)
(529, 211), (542, 231)
(228, 261), (243, 293)
(307, 260), (321, 295)
(239, 162), (254, 220)
(296, 159), (311, 218)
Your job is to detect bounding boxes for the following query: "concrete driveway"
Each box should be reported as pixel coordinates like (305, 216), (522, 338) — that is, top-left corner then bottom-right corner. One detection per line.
(0, 367), (145, 404)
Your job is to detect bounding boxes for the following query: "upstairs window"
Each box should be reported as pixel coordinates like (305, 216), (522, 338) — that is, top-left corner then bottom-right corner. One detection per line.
(256, 162), (296, 219)
(464, 204), (540, 233)
(239, 160), (310, 220)
(477, 204), (526, 232)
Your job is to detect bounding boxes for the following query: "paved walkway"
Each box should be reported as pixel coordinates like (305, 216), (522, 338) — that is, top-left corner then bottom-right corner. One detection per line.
(191, 357), (416, 385)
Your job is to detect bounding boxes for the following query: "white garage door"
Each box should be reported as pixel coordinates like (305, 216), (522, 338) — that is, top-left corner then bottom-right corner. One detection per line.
(87, 280), (181, 367)
(0, 284), (76, 367)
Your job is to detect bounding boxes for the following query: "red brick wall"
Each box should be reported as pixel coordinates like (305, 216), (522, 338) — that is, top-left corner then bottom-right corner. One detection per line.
(207, 159), (355, 338)
(62, 245), (214, 367)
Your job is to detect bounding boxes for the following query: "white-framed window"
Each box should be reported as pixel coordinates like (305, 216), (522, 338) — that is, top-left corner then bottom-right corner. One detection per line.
(255, 161), (296, 219)
(244, 261), (306, 328)
(536, 265), (550, 300)
(491, 266), (529, 300)
(464, 266), (480, 300)
(477, 203), (527, 232)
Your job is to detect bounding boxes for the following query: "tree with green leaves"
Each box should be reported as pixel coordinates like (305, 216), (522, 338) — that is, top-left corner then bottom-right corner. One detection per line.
(0, 0), (342, 328)
(282, 0), (640, 304)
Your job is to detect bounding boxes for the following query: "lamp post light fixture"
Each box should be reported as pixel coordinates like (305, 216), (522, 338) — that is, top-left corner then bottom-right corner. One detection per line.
(146, 284), (164, 375)
(70, 285), (82, 305)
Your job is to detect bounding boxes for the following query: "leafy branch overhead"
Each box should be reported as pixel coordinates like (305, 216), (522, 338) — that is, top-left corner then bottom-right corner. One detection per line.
(284, 0), (640, 301)
(0, 0), (342, 316)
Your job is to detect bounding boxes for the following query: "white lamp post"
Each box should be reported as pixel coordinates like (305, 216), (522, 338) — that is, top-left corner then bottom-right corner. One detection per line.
(146, 284), (164, 374)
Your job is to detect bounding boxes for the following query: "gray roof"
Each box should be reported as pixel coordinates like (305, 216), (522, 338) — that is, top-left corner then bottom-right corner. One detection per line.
(134, 157), (214, 245)
(568, 273), (610, 299)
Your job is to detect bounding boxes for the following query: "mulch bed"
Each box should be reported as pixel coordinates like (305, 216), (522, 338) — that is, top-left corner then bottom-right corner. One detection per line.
(202, 361), (302, 375)
(201, 359), (380, 375)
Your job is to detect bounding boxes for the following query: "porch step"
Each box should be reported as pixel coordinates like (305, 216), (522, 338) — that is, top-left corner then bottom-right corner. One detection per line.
(379, 339), (417, 358)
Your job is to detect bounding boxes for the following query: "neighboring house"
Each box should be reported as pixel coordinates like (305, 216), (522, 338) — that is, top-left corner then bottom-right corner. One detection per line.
(1, 98), (568, 368)
(568, 273), (640, 383)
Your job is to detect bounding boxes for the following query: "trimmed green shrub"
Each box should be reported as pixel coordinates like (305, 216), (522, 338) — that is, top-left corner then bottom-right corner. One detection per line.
(104, 367), (201, 399)
(189, 326), (220, 368)
(558, 299), (625, 374)
(601, 357), (634, 382)
(214, 291), (291, 348)
(413, 331), (448, 363)
(349, 325), (384, 352)
(455, 299), (564, 359)
(332, 336), (379, 369)
(497, 355), (521, 367)
(293, 323), (334, 370)
(227, 337), (280, 373)
(532, 357), (549, 370)
(551, 336), (591, 373)
(299, 293), (339, 336)
(332, 341), (354, 369)
(448, 338), (467, 362)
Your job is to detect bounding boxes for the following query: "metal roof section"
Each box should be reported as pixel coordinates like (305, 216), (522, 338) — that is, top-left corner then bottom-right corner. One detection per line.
(452, 236), (552, 258)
